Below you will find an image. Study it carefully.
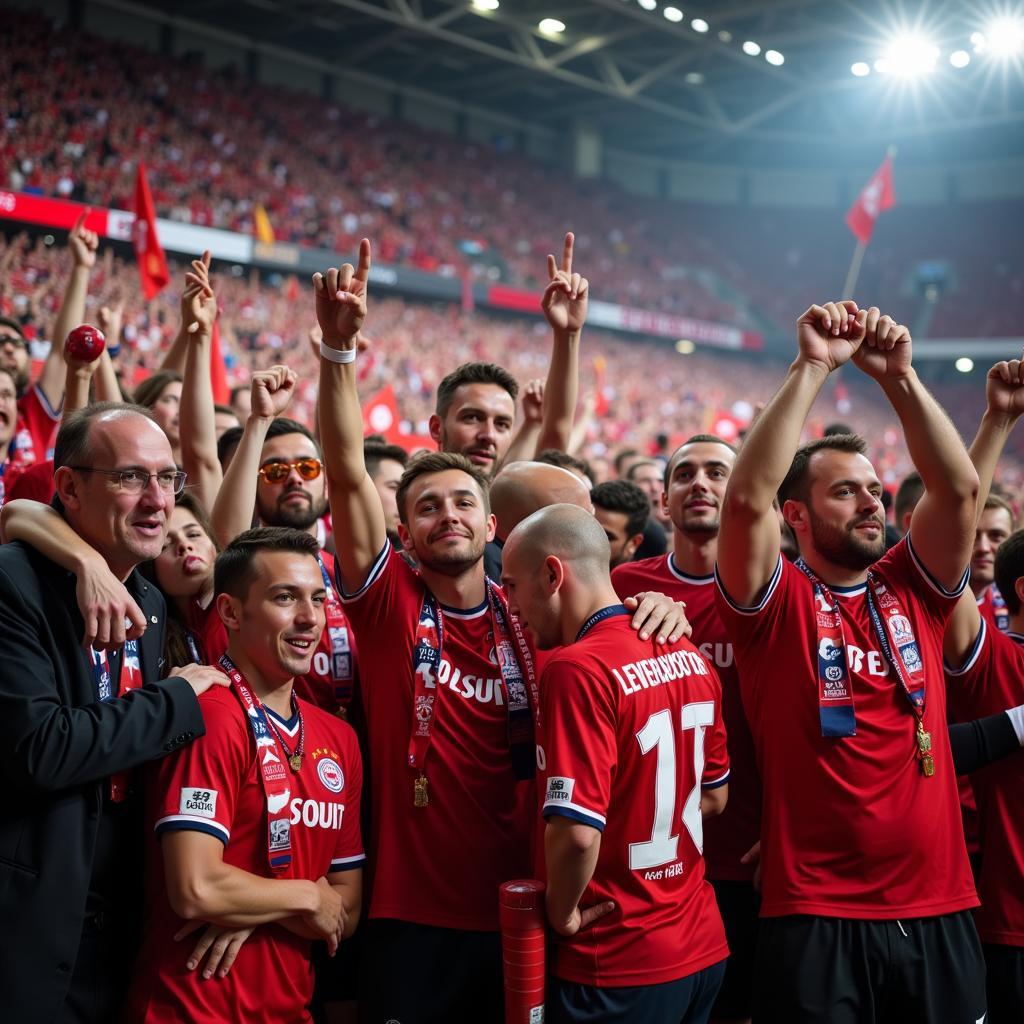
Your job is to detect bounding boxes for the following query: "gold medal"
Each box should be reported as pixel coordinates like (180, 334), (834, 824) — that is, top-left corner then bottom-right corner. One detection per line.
(289, 754), (303, 773)
(915, 720), (932, 754)
(414, 773), (429, 808)
(921, 754), (935, 777)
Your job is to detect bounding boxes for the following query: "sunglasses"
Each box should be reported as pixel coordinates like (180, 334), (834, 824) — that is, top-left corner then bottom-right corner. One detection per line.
(257, 458), (323, 483)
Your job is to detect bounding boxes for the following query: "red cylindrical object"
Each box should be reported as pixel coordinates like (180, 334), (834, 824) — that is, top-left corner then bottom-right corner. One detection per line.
(64, 324), (106, 363)
(499, 879), (546, 1024)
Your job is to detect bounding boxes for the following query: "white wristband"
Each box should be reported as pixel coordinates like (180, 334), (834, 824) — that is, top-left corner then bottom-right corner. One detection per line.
(1006, 705), (1024, 746)
(320, 341), (357, 364)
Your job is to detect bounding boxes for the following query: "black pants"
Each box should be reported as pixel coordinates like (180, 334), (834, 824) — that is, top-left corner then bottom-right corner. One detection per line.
(57, 911), (130, 1024)
(549, 960), (727, 1024)
(710, 880), (760, 1021)
(358, 918), (504, 1024)
(983, 942), (1024, 1024)
(753, 911), (986, 1024)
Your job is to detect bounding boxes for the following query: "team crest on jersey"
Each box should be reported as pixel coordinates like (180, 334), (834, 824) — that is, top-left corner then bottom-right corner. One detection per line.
(545, 776), (575, 803)
(415, 695), (432, 721)
(898, 642), (922, 672)
(877, 590), (898, 609)
(179, 787), (217, 818)
(269, 819), (291, 851)
(317, 757), (345, 793)
(887, 614), (914, 645)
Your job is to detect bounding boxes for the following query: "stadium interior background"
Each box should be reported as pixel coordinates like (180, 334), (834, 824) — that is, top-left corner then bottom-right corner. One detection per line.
(3, 0), (1024, 487)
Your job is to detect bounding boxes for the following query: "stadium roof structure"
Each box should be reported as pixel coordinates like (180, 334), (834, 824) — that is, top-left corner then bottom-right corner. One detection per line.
(123, 0), (1024, 164)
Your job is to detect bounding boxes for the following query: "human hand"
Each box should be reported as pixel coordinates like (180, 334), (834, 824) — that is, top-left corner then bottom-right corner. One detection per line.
(172, 663), (230, 697)
(68, 210), (99, 270)
(548, 899), (615, 937)
(176, 920), (255, 979)
(313, 239), (371, 349)
(250, 365), (297, 420)
(795, 300), (863, 374)
(851, 306), (912, 382)
(79, 556), (147, 650)
(541, 232), (589, 336)
(740, 840), (762, 891)
(181, 251), (217, 337)
(985, 353), (1024, 420)
(97, 300), (124, 350)
(302, 877), (345, 954)
(624, 591), (691, 643)
(521, 379), (545, 424)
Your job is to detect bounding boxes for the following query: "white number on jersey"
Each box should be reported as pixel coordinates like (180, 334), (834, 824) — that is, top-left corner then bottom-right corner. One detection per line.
(628, 701), (716, 871)
(313, 651), (330, 678)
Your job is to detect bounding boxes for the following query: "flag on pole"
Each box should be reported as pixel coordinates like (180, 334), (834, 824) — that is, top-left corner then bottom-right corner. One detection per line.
(845, 156), (896, 246)
(209, 319), (229, 405)
(254, 203), (275, 244)
(133, 162), (169, 300)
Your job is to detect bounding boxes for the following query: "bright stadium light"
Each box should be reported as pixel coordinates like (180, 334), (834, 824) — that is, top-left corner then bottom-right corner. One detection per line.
(955, 357), (974, 373)
(742, 40), (761, 56)
(637, 0), (657, 9)
(882, 34), (940, 77)
(691, 17), (709, 32)
(983, 16), (1024, 56)
(471, 0), (499, 9)
(971, 30), (988, 52)
(663, 6), (684, 22)
(675, 339), (696, 354)
(765, 49), (785, 65)
(949, 49), (971, 67)
(539, 17), (565, 34)
(873, 57), (892, 74)
(851, 61), (871, 76)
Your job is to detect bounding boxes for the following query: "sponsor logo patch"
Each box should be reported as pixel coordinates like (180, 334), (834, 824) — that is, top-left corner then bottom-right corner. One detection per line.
(545, 776), (575, 803)
(317, 757), (345, 794)
(180, 787), (217, 819)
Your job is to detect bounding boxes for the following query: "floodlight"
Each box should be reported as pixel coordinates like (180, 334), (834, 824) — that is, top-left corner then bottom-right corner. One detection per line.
(873, 57), (891, 74)
(851, 61), (871, 76)
(882, 34), (940, 77)
(664, 6), (683, 22)
(471, 0), (499, 9)
(539, 17), (565, 33)
(955, 357), (974, 373)
(949, 49), (971, 68)
(691, 18), (709, 32)
(983, 17), (1024, 57)
(675, 339), (696, 354)
(971, 31), (987, 52)
(765, 49), (785, 65)
(637, 0), (657, 9)
(742, 40), (761, 56)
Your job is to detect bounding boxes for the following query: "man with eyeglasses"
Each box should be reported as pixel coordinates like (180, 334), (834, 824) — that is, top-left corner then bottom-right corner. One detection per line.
(0, 401), (229, 1023)
(212, 368), (358, 716)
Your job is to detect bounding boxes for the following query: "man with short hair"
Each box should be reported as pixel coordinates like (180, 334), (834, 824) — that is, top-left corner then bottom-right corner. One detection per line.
(628, 457), (671, 529)
(0, 366), (21, 505)
(0, 401), (227, 1022)
(971, 494), (1015, 632)
(213, 370), (357, 713)
(893, 471), (924, 536)
(213, 403), (242, 440)
(364, 440), (408, 548)
(502, 504), (729, 1024)
(612, 434), (762, 1024)
(126, 527), (364, 1023)
(591, 479), (651, 568)
(716, 300), (986, 1022)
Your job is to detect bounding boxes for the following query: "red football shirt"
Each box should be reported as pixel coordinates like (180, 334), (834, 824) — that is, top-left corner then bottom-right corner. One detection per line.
(127, 687), (364, 1023)
(715, 537), (977, 919)
(339, 544), (532, 931)
(977, 583), (1009, 633)
(542, 611), (729, 987)
(947, 621), (1024, 946)
(613, 554), (760, 882)
(13, 384), (60, 468)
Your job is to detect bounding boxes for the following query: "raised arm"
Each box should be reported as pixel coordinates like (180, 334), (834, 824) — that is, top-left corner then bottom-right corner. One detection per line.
(502, 379), (545, 466)
(852, 308), (979, 590)
(314, 239), (387, 592)
(944, 354), (1024, 666)
(93, 301), (126, 403)
(41, 212), (99, 409)
(210, 366), (296, 547)
(178, 252), (223, 512)
(535, 232), (586, 454)
(718, 300), (863, 606)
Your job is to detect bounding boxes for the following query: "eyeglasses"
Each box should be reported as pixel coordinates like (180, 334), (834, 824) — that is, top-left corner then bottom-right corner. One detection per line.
(69, 467), (187, 495)
(258, 458), (323, 483)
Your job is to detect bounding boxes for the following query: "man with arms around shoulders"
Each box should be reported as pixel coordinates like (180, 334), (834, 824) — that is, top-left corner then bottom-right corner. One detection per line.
(502, 504), (729, 1024)
(715, 300), (985, 1023)
(0, 401), (226, 1023)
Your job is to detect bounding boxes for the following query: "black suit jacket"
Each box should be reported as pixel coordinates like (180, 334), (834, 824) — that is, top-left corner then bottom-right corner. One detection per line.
(0, 542), (205, 1022)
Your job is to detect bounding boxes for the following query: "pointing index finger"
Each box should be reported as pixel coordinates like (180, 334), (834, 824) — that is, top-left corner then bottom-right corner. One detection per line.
(562, 232), (574, 275)
(353, 238), (372, 285)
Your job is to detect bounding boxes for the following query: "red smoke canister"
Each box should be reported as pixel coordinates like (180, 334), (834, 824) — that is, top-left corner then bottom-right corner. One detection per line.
(499, 879), (546, 1024)
(64, 324), (106, 362)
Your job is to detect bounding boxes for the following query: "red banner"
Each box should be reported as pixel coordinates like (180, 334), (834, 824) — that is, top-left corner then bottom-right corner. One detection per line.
(846, 156), (896, 246)
(133, 162), (170, 300)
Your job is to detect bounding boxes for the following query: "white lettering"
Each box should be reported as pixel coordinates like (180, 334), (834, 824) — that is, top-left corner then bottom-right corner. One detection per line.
(289, 798), (346, 831)
(615, 649), (713, 697)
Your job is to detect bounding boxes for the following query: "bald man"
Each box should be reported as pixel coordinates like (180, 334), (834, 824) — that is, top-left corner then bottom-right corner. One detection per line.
(502, 504), (730, 1024)
(490, 460), (594, 542)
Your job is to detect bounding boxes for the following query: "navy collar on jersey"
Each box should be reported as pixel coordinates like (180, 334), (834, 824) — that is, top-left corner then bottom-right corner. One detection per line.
(667, 553), (714, 584)
(824, 579), (868, 597)
(576, 603), (630, 642)
(438, 595), (490, 619)
(266, 703), (300, 734)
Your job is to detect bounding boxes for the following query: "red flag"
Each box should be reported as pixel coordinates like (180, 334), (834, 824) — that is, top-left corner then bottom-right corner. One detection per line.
(592, 355), (609, 418)
(845, 156), (895, 246)
(133, 161), (170, 300)
(363, 385), (403, 442)
(209, 319), (229, 405)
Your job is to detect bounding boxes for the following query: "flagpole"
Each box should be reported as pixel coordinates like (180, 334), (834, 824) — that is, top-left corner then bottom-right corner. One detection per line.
(842, 241), (866, 299)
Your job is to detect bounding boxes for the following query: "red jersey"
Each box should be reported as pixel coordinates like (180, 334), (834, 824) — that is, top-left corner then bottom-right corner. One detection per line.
(613, 554), (760, 882)
(947, 621), (1024, 946)
(12, 384), (60, 469)
(715, 537), (977, 920)
(339, 544), (532, 931)
(542, 610), (729, 987)
(127, 686), (364, 1023)
(977, 583), (1009, 633)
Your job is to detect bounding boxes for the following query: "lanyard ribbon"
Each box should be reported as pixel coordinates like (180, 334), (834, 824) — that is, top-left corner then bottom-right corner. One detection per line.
(319, 555), (354, 705)
(219, 654), (293, 873)
(408, 579), (538, 805)
(990, 584), (1009, 632)
(797, 560), (927, 739)
(90, 640), (143, 802)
